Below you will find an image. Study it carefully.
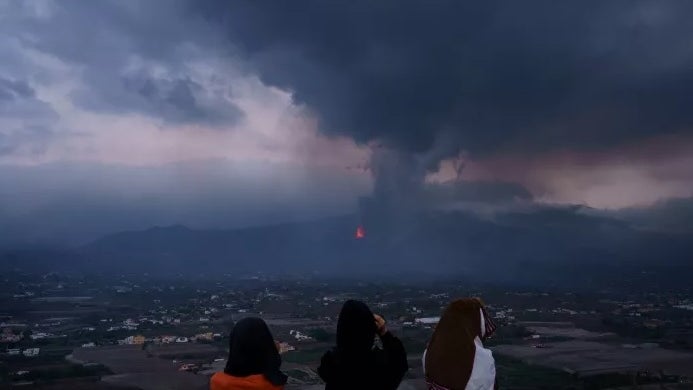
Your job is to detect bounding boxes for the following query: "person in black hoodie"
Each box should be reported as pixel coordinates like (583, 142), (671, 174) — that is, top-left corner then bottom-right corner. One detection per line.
(210, 317), (288, 390)
(318, 300), (408, 390)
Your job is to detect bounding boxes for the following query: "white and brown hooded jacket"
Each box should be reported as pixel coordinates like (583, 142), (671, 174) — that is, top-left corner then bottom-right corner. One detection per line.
(423, 298), (497, 390)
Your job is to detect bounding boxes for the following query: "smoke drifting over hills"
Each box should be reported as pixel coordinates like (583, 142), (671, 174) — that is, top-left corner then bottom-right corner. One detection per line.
(0, 1), (692, 262)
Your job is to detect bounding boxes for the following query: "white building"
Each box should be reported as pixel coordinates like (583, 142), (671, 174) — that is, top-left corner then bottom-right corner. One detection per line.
(289, 330), (313, 341)
(23, 348), (39, 357)
(123, 319), (139, 327)
(415, 317), (440, 325)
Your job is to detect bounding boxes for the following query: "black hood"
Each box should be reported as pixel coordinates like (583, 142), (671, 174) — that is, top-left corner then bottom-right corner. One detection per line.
(224, 317), (287, 386)
(336, 300), (377, 356)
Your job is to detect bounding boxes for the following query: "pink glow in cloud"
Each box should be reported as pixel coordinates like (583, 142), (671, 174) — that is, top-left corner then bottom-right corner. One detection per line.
(428, 134), (693, 208)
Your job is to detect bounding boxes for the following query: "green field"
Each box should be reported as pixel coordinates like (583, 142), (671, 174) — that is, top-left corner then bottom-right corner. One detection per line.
(282, 348), (325, 365)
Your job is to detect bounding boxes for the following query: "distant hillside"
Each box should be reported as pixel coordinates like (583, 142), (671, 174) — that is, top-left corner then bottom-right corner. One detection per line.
(1, 245), (87, 273)
(75, 207), (692, 284)
(81, 215), (362, 275)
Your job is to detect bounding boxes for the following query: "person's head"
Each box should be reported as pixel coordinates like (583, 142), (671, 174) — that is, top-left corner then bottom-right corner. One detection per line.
(424, 298), (496, 388)
(336, 300), (376, 355)
(224, 317), (287, 386)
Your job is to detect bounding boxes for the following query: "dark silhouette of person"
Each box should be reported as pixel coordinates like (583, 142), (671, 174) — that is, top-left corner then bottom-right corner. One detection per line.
(318, 300), (408, 389)
(210, 317), (287, 390)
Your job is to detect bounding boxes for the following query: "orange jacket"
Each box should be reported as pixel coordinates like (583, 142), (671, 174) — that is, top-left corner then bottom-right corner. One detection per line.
(210, 372), (284, 390)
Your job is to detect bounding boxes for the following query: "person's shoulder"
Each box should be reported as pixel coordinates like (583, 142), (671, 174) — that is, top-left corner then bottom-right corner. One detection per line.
(210, 372), (283, 390)
(209, 372), (230, 389)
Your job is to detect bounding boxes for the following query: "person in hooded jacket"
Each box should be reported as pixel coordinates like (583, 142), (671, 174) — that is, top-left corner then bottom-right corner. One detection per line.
(318, 299), (408, 390)
(423, 298), (498, 390)
(210, 317), (288, 390)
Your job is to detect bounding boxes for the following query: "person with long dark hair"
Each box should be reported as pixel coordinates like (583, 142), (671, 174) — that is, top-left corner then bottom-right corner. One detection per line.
(318, 300), (408, 390)
(210, 317), (287, 390)
(423, 298), (497, 390)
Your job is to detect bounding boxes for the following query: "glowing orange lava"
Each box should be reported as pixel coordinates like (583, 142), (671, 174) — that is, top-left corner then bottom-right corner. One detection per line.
(355, 225), (366, 239)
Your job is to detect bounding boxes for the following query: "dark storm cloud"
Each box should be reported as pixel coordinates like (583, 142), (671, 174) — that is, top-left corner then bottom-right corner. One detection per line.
(3, 0), (243, 127)
(193, 0), (693, 157)
(0, 75), (59, 156)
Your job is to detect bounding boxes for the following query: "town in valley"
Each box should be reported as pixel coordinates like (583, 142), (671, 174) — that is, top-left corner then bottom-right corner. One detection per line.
(2, 268), (692, 389)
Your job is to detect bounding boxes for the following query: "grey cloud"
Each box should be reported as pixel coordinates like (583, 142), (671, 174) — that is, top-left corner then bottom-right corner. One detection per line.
(0, 78), (35, 102)
(2, 0), (243, 127)
(71, 71), (243, 126)
(0, 126), (55, 156)
(6, 1), (693, 151)
(0, 76), (59, 156)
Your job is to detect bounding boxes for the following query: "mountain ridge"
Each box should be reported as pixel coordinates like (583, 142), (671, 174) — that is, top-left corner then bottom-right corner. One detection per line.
(77, 207), (692, 281)
(3, 205), (690, 287)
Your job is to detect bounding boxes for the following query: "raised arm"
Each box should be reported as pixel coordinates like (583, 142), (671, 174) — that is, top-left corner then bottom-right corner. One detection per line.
(375, 314), (409, 388)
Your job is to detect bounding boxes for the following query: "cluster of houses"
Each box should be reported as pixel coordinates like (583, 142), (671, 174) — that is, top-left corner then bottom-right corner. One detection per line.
(1, 332), (22, 343)
(2, 328), (64, 343)
(402, 316), (440, 328)
(1, 323), (27, 343)
(117, 332), (222, 345)
(106, 317), (172, 332)
(6, 347), (40, 357)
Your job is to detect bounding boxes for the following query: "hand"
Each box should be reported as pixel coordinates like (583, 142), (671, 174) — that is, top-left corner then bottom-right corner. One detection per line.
(374, 314), (387, 336)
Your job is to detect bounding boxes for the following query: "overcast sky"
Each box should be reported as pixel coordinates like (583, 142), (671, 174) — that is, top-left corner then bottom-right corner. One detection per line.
(1, 1), (692, 243)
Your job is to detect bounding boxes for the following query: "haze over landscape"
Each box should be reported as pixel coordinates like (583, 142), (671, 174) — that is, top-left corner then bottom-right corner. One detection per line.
(1, 0), (692, 275)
